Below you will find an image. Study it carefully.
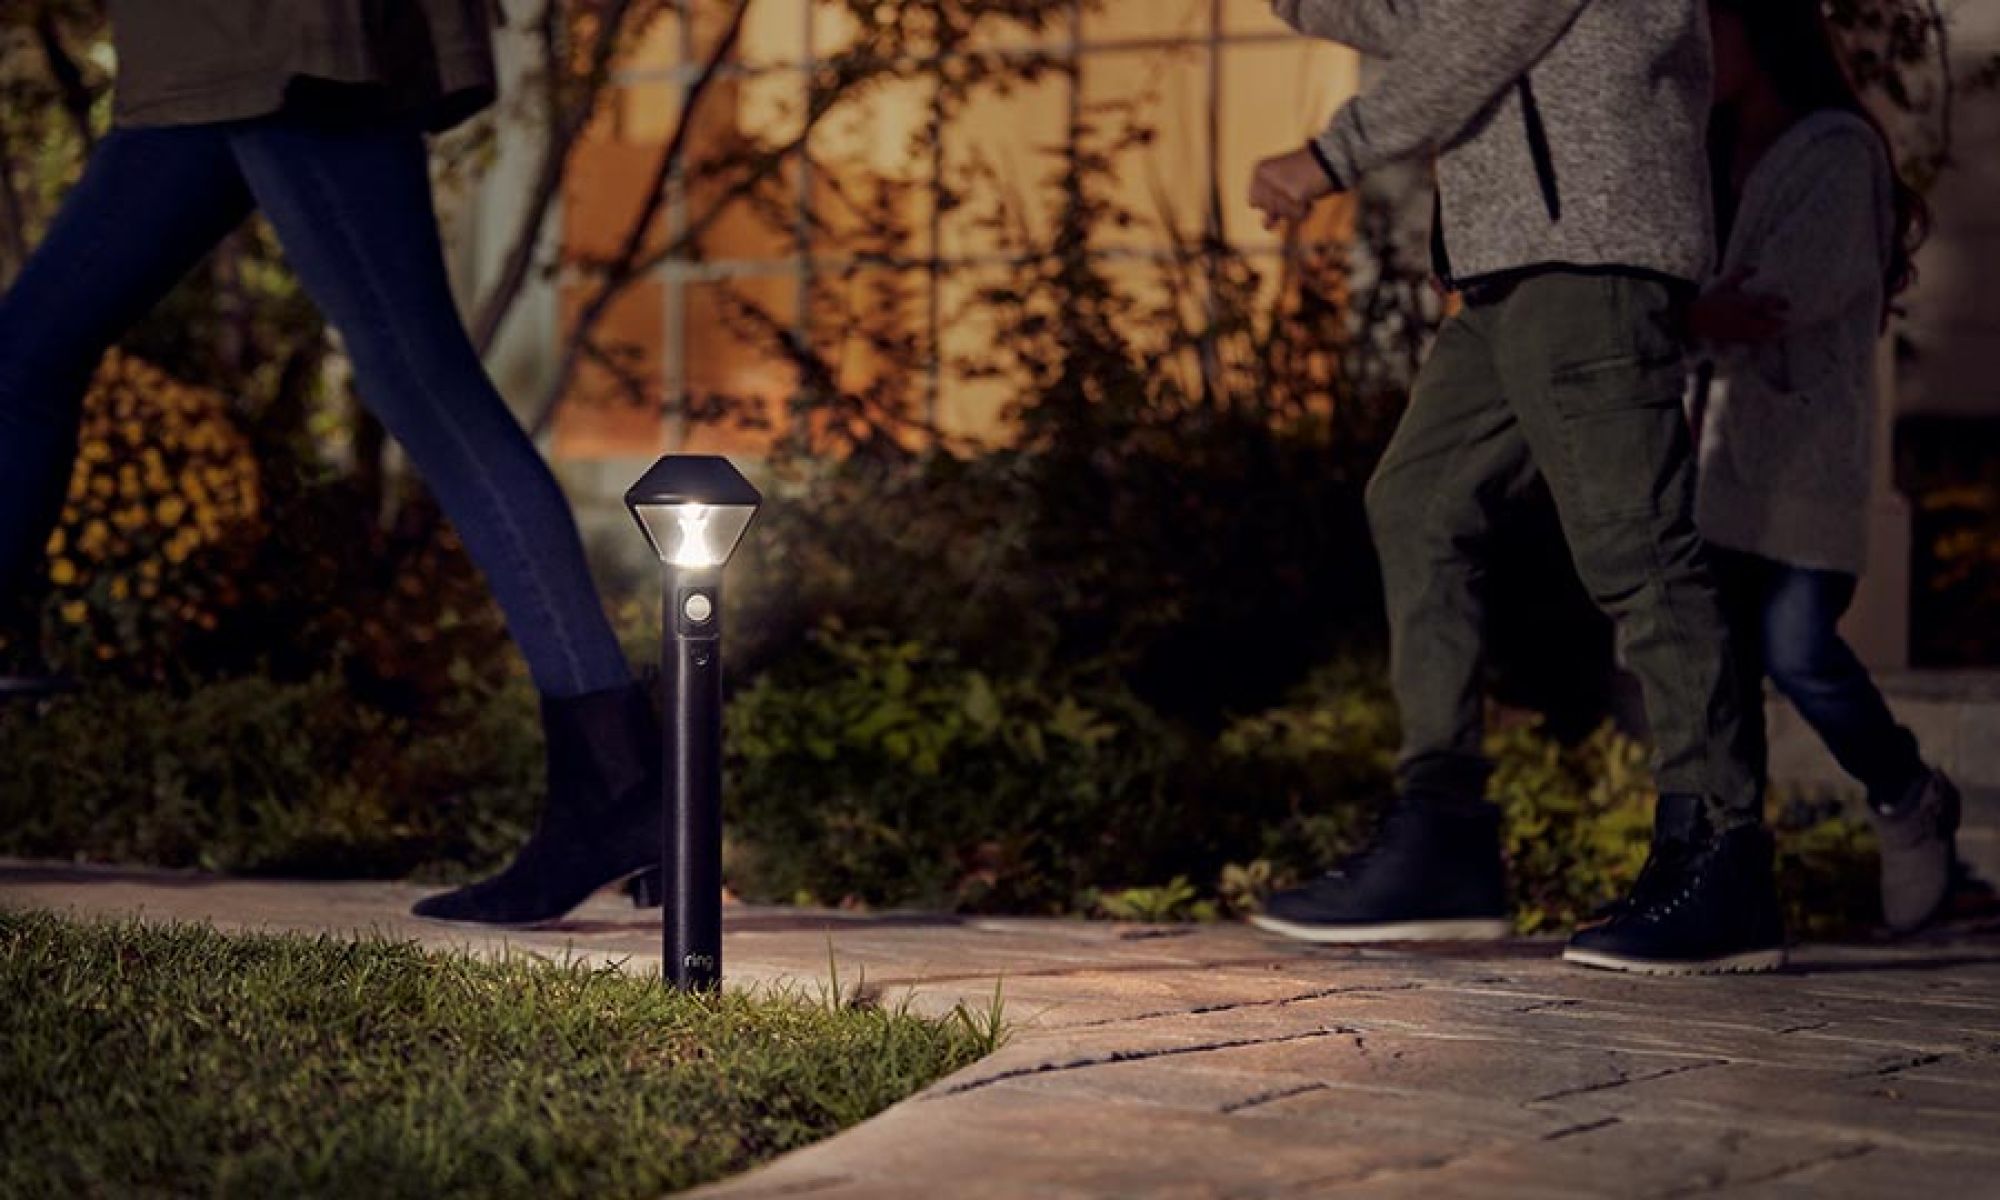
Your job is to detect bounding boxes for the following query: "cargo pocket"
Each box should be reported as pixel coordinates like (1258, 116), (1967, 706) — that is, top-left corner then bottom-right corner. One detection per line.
(1548, 344), (1691, 522)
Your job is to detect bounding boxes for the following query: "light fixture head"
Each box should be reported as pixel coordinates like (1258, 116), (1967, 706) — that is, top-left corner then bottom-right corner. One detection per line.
(625, 455), (762, 569)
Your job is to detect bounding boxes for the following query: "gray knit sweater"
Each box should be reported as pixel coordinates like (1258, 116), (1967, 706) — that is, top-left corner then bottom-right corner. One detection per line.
(1271, 0), (1715, 284)
(1694, 111), (1895, 574)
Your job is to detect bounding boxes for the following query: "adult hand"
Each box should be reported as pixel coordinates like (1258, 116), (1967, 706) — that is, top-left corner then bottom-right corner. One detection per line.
(1688, 267), (1789, 345)
(1249, 146), (1339, 231)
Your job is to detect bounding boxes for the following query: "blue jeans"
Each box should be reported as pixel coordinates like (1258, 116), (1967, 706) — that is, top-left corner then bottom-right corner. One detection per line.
(1713, 547), (1925, 809)
(0, 118), (632, 697)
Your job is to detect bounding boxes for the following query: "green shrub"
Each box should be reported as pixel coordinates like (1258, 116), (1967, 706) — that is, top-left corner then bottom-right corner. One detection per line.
(1771, 788), (1881, 940)
(1486, 721), (1657, 933)
(1086, 876), (1217, 923)
(1211, 658), (1401, 883)
(5, 643), (1880, 940)
(0, 673), (543, 880)
(724, 624), (1199, 913)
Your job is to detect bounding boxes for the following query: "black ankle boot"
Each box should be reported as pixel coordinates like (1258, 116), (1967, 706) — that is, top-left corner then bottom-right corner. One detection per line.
(1250, 792), (1511, 944)
(1564, 822), (1786, 976)
(1583, 793), (1710, 926)
(413, 682), (663, 926)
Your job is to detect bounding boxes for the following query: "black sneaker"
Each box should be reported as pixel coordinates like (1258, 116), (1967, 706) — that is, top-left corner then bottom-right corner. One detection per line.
(1249, 793), (1511, 944)
(1563, 824), (1786, 976)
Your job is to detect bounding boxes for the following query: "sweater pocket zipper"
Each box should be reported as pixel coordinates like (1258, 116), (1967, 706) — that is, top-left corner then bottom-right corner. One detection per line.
(1518, 78), (1561, 223)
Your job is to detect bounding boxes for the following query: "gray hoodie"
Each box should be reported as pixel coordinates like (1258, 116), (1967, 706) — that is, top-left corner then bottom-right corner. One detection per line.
(1272, 0), (1715, 286)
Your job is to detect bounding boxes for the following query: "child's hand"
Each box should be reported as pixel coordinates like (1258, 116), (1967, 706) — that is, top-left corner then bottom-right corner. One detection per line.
(1689, 267), (1789, 345)
(1249, 147), (1338, 230)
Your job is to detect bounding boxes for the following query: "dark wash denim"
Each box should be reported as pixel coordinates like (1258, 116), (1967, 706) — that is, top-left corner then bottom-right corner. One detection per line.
(1367, 272), (1760, 827)
(1713, 547), (1924, 808)
(0, 117), (631, 697)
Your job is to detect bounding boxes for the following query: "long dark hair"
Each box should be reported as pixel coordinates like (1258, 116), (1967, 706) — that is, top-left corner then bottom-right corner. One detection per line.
(1710, 0), (1929, 303)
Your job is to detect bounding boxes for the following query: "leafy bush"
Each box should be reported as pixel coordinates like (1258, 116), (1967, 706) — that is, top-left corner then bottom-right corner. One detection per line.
(724, 625), (1200, 913)
(1771, 788), (1881, 940)
(1086, 877), (1217, 923)
(1487, 721), (1658, 934)
(1211, 658), (1401, 881)
(6, 638), (1881, 938)
(0, 673), (543, 880)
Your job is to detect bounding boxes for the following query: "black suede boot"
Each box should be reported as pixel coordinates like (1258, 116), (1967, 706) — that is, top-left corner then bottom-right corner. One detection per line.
(1249, 792), (1511, 943)
(413, 682), (662, 926)
(1564, 823), (1786, 976)
(1581, 793), (1710, 927)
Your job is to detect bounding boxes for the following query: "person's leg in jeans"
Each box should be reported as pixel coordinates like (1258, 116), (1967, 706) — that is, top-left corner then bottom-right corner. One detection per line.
(1756, 563), (1923, 803)
(1752, 554), (1958, 931)
(222, 116), (655, 924)
(224, 119), (631, 700)
(1252, 313), (1532, 942)
(0, 126), (253, 665)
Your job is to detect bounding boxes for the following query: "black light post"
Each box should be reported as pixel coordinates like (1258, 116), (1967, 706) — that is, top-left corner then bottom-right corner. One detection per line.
(625, 455), (761, 991)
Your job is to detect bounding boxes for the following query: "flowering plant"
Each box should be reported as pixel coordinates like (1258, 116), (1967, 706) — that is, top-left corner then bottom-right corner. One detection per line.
(38, 352), (263, 679)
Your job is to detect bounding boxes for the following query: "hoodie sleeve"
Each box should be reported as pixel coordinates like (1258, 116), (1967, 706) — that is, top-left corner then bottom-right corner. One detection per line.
(1735, 130), (1892, 328)
(1309, 0), (1590, 189)
(1269, 0), (1423, 58)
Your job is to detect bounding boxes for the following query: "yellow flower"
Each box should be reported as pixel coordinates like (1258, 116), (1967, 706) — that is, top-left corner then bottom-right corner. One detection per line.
(155, 497), (188, 526)
(59, 601), (88, 625)
(48, 558), (77, 586)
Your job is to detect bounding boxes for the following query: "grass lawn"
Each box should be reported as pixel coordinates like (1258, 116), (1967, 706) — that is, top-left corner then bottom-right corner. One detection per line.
(0, 909), (1000, 1198)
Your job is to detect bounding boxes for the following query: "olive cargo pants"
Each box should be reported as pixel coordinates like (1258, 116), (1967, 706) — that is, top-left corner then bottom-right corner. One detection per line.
(1367, 272), (1759, 827)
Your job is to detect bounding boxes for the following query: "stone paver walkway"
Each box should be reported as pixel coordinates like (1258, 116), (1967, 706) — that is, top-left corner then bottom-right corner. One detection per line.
(5, 859), (2000, 1198)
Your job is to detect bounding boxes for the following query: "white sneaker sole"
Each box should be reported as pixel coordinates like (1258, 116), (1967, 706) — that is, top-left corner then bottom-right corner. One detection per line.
(1561, 946), (1786, 976)
(1248, 914), (1512, 944)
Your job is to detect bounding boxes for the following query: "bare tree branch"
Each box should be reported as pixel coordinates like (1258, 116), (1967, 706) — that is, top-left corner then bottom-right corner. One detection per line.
(525, 0), (755, 435)
(468, 0), (643, 356)
(32, 2), (94, 151)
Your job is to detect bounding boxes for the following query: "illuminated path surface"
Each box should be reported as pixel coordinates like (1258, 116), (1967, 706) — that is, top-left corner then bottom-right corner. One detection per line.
(6, 859), (2000, 1199)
